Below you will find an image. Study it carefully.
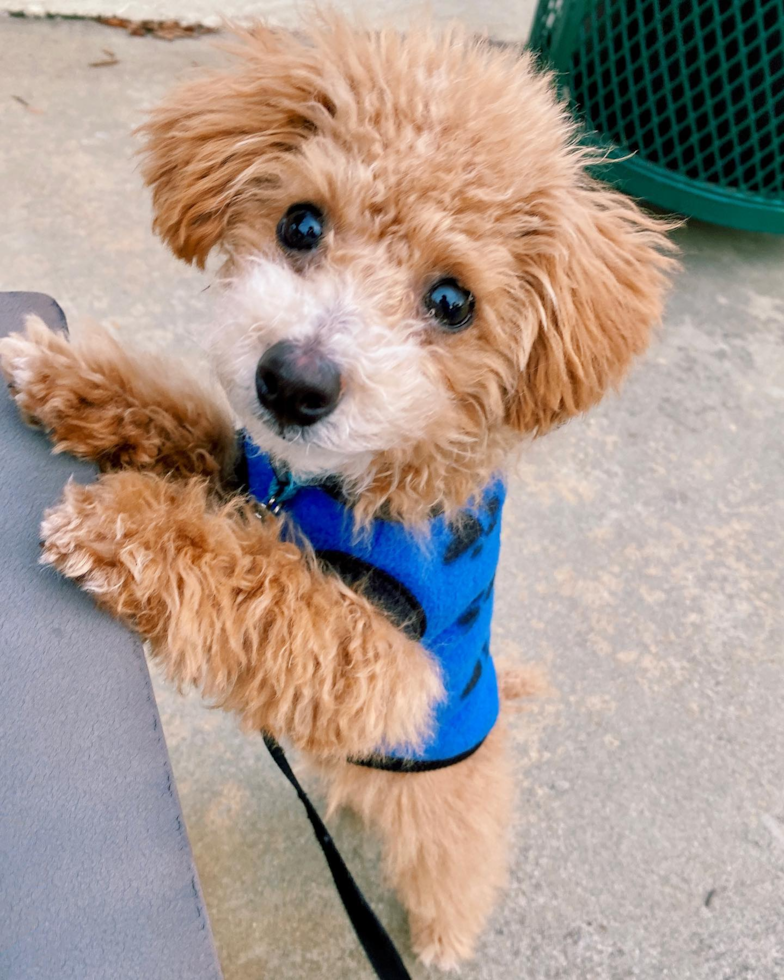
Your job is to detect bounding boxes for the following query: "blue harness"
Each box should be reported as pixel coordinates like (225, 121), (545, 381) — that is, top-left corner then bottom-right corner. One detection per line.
(243, 436), (504, 771)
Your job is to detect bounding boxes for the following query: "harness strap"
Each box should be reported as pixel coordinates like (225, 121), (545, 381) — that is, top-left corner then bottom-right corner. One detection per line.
(262, 735), (412, 980)
(350, 735), (486, 772)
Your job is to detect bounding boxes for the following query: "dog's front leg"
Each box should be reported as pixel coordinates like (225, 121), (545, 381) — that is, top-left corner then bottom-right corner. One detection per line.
(0, 317), (235, 482)
(40, 469), (442, 759)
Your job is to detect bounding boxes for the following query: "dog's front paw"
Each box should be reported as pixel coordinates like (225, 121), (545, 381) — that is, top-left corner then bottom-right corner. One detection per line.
(40, 477), (142, 614)
(0, 315), (71, 426)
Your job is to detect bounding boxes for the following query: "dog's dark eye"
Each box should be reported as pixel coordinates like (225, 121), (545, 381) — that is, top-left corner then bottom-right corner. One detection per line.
(277, 203), (324, 252)
(424, 278), (475, 332)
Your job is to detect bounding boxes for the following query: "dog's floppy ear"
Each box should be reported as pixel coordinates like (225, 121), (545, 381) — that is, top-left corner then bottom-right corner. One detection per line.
(138, 28), (332, 267)
(508, 181), (677, 435)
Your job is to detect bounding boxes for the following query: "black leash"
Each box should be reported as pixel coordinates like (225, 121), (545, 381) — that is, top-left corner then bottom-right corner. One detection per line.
(262, 735), (412, 980)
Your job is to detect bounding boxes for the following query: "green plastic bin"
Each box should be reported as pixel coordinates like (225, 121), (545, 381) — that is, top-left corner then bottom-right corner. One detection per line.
(529, 0), (784, 233)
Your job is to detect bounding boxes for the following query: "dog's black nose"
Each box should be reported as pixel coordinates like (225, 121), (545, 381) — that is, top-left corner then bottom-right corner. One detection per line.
(255, 341), (341, 428)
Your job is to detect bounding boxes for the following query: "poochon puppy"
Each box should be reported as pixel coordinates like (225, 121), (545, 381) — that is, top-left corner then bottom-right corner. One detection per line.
(0, 15), (676, 969)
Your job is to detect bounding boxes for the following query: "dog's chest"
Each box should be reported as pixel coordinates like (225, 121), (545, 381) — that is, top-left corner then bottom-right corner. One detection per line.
(243, 437), (505, 767)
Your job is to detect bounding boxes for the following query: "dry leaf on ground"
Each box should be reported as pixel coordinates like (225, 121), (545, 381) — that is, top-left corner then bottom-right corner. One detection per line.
(96, 16), (217, 41)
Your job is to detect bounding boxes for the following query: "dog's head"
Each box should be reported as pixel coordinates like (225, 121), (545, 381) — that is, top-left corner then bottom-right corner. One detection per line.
(141, 16), (675, 520)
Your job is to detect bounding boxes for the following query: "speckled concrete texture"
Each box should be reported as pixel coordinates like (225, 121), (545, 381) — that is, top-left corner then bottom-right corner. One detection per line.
(0, 1), (536, 44)
(2, 16), (783, 980)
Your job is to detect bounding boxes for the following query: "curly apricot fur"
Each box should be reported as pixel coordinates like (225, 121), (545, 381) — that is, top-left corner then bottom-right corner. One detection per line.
(39, 470), (442, 761)
(0, 316), (235, 480)
(0, 13), (679, 970)
(139, 16), (677, 521)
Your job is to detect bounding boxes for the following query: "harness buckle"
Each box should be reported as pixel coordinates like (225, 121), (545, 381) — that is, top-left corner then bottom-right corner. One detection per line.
(253, 494), (284, 520)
